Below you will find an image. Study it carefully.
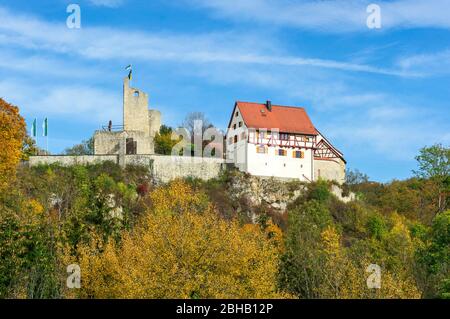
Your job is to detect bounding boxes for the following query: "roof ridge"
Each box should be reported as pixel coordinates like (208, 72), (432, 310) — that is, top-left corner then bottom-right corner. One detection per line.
(236, 101), (306, 110)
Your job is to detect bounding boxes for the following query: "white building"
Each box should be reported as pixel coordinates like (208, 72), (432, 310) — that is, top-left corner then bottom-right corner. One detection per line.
(226, 101), (346, 183)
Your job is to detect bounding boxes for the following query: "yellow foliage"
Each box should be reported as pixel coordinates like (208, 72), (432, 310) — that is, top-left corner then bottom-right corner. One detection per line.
(149, 179), (209, 215)
(321, 226), (341, 258)
(27, 199), (44, 216)
(265, 221), (284, 246)
(318, 226), (363, 298)
(66, 182), (287, 298)
(0, 98), (26, 191)
(317, 226), (421, 299)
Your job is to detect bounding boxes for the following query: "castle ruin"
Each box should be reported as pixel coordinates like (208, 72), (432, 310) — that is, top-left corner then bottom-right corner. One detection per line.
(93, 77), (161, 156)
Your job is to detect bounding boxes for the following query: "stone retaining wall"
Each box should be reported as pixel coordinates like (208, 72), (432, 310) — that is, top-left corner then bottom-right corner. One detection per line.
(29, 155), (226, 183)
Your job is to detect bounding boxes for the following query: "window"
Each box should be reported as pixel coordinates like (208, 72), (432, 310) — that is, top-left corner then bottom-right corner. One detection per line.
(239, 121), (243, 127)
(235, 111), (239, 117)
(257, 130), (266, 140)
(233, 124), (237, 129)
(234, 135), (238, 143)
(133, 91), (139, 97)
(256, 146), (267, 154)
(280, 133), (289, 140)
(277, 149), (287, 156)
(293, 150), (304, 158)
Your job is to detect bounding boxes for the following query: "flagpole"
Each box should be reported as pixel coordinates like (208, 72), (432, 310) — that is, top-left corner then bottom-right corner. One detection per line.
(35, 118), (38, 154)
(43, 118), (48, 154)
(46, 118), (48, 154)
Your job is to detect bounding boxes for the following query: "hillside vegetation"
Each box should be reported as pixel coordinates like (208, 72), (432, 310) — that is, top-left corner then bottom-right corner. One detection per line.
(1, 98), (449, 299)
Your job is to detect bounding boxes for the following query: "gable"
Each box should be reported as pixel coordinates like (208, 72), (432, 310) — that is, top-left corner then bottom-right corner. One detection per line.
(314, 138), (346, 163)
(227, 103), (246, 134)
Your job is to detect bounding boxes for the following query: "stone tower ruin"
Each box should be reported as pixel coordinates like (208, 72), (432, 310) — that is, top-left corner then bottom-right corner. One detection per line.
(93, 77), (161, 155)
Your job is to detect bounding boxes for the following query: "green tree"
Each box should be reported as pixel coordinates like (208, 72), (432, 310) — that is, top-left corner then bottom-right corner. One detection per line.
(307, 180), (331, 202)
(154, 125), (180, 155)
(346, 168), (370, 185)
(21, 134), (49, 159)
(416, 210), (450, 298)
(414, 144), (450, 213)
(0, 193), (60, 298)
(278, 200), (333, 298)
(64, 137), (94, 155)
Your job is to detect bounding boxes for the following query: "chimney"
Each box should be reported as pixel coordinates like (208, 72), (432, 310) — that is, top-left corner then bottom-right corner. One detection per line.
(266, 100), (272, 111)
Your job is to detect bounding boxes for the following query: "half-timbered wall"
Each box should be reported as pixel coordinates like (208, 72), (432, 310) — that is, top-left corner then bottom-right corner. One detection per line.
(313, 132), (346, 183)
(225, 106), (345, 183)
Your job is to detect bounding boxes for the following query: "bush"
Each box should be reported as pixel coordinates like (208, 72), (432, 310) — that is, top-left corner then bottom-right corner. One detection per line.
(307, 180), (331, 202)
(366, 215), (387, 240)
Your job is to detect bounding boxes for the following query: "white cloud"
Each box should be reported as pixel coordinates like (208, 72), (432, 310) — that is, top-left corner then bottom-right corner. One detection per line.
(0, 4), (447, 164)
(397, 50), (450, 76)
(322, 106), (448, 161)
(0, 6), (419, 77)
(0, 79), (121, 124)
(188, 0), (450, 31)
(88, 0), (125, 8)
(189, 61), (449, 162)
(0, 50), (101, 79)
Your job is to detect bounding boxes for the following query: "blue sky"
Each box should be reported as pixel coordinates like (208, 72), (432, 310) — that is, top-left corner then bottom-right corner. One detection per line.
(0, 0), (449, 182)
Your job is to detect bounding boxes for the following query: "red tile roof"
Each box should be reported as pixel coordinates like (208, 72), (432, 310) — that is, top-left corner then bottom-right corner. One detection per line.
(234, 101), (317, 135)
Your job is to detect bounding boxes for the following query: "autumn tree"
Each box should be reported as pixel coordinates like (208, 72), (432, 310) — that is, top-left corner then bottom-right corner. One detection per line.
(0, 98), (26, 191)
(65, 181), (285, 299)
(353, 213), (421, 298)
(279, 197), (421, 299)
